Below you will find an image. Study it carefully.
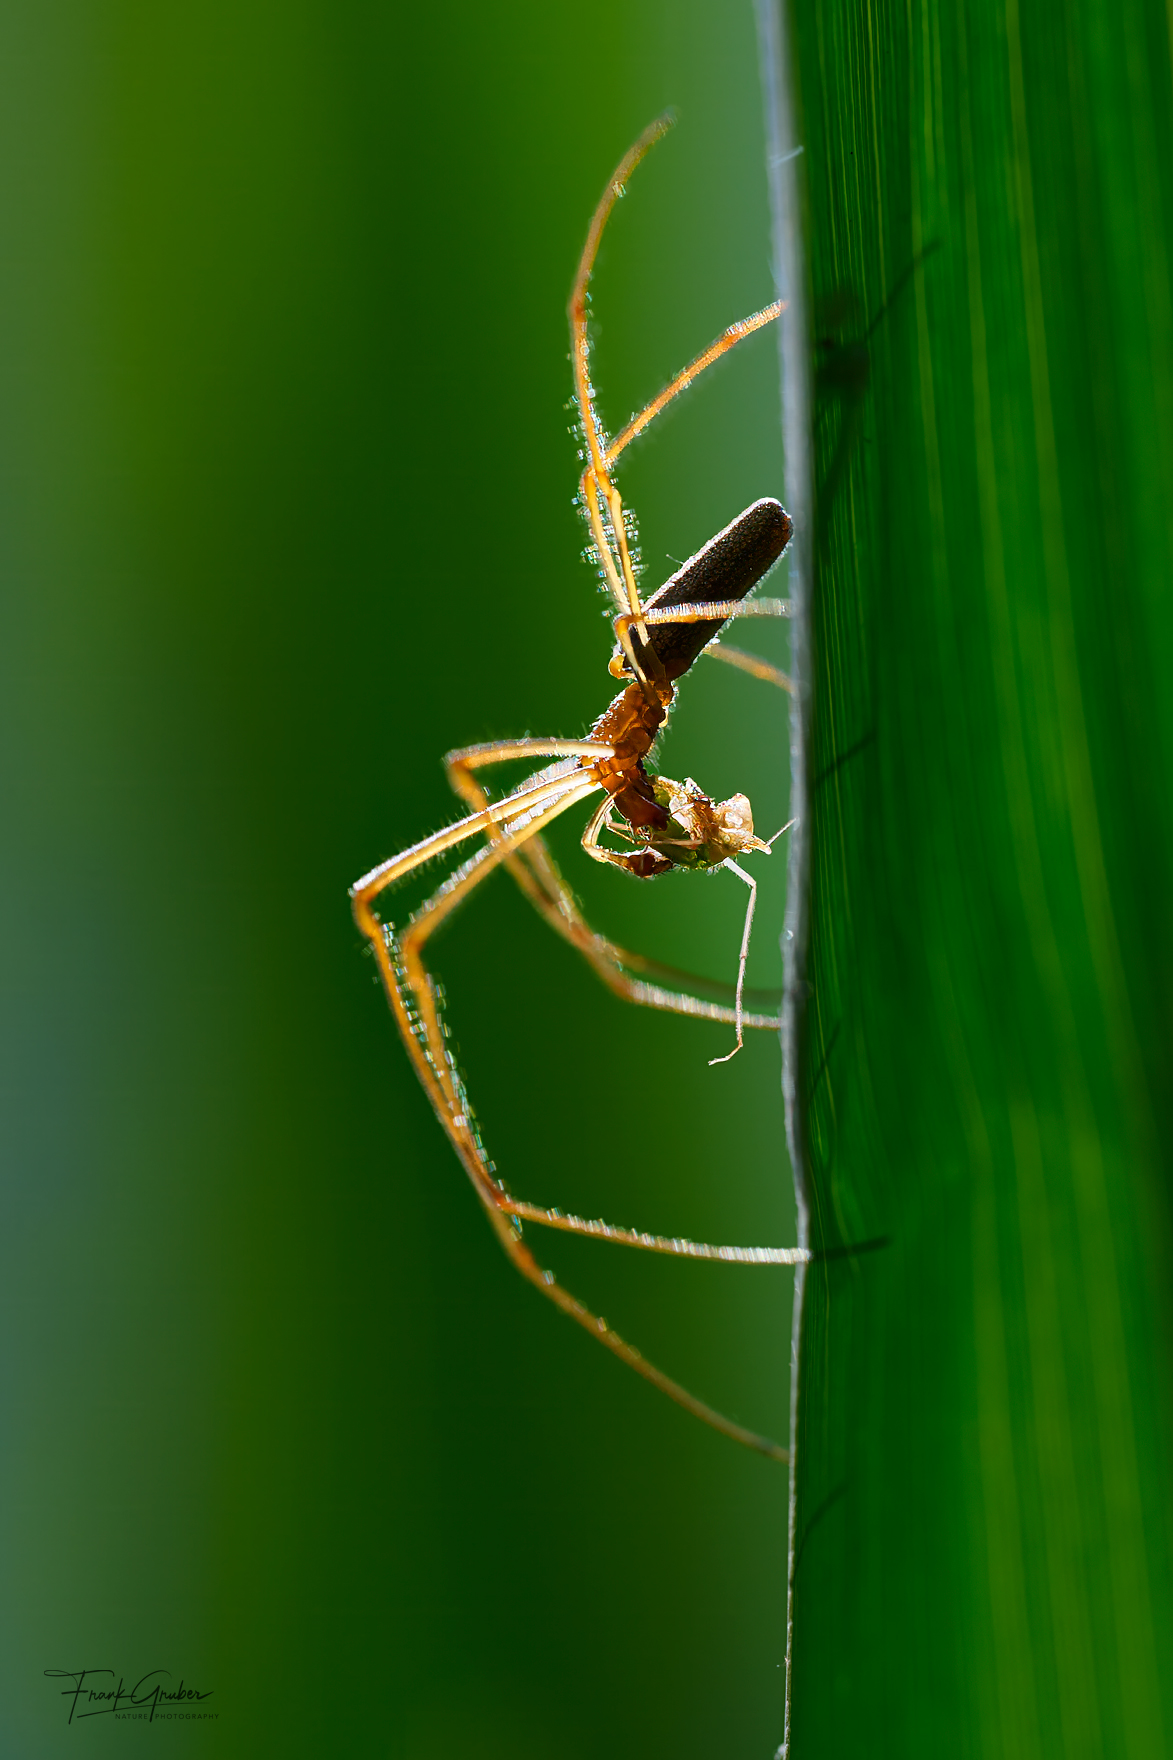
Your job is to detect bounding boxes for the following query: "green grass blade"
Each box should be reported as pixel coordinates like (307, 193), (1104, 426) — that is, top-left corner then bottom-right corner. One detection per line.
(787, 0), (1173, 1751)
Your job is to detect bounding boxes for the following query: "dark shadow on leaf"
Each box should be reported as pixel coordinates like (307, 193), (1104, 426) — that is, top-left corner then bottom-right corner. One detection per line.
(810, 1235), (891, 1263)
(813, 730), (876, 792)
(794, 1482), (847, 1580)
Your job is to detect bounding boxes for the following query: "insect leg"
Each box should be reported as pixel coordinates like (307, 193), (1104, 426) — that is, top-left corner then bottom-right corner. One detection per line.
(708, 859), (759, 1066)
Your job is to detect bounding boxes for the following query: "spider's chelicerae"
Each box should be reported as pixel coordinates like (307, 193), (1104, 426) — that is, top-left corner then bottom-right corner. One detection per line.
(351, 116), (809, 1458)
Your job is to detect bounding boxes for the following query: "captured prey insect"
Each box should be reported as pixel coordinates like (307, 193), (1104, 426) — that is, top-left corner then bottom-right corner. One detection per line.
(350, 116), (810, 1460)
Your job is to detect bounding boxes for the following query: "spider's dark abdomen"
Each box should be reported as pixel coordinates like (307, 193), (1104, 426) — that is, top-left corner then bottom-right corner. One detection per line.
(642, 497), (792, 679)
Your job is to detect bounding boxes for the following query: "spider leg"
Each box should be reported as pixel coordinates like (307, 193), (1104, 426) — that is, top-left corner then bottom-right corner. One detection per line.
(351, 757), (610, 901)
(518, 828), (783, 1027)
(354, 775), (789, 1460)
(581, 934), (783, 1016)
(444, 743), (780, 1030)
(703, 642), (795, 693)
(576, 287), (783, 674)
(569, 121), (788, 693)
(614, 595), (791, 660)
(613, 596), (794, 707)
(569, 120), (672, 675)
(599, 298), (785, 473)
(501, 1200), (807, 1266)
(352, 770), (602, 1131)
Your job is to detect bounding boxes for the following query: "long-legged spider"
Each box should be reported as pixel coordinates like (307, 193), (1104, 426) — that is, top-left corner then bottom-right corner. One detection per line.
(351, 117), (809, 1460)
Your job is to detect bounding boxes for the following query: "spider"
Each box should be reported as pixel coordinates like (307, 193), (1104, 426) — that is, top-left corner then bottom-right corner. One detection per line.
(351, 116), (809, 1460)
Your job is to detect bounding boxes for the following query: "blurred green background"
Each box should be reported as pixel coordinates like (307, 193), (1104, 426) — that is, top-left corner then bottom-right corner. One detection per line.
(0, 3), (797, 1756)
(790, 0), (1173, 1752)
